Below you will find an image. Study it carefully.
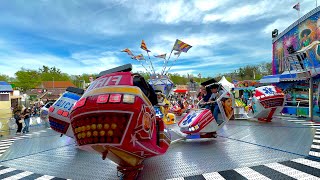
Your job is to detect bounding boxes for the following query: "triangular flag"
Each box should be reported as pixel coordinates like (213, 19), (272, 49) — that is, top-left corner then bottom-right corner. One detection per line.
(293, 2), (300, 11)
(154, 53), (167, 59)
(121, 48), (134, 56)
(172, 39), (192, 53)
(141, 40), (151, 52)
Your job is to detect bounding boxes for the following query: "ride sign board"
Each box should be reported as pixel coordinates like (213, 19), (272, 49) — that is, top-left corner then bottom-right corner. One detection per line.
(86, 72), (133, 93)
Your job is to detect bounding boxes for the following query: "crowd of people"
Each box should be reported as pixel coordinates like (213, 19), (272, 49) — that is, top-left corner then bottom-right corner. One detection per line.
(156, 83), (234, 125)
(13, 101), (49, 135)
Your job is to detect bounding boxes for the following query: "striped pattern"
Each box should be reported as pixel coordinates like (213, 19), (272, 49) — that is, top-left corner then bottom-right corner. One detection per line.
(309, 129), (320, 159)
(0, 165), (68, 180)
(0, 129), (48, 157)
(172, 39), (192, 53)
(140, 40), (150, 52)
(167, 158), (320, 180)
(281, 117), (320, 128)
(121, 48), (134, 56)
(168, 121), (320, 180)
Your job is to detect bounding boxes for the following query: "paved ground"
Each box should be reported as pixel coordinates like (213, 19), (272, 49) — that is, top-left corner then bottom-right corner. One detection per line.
(0, 115), (318, 180)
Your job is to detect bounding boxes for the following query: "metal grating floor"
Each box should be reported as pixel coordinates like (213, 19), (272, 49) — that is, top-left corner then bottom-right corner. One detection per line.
(0, 116), (316, 180)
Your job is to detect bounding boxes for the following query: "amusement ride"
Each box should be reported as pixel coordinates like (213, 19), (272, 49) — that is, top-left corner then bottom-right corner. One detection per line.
(47, 39), (286, 179)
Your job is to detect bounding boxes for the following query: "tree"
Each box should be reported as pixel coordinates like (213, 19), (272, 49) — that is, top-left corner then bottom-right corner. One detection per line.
(259, 62), (272, 75)
(0, 74), (9, 82)
(39, 65), (70, 81)
(15, 69), (41, 92)
(71, 73), (98, 88)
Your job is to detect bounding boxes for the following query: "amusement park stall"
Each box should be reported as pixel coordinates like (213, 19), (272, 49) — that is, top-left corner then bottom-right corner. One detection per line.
(232, 80), (258, 119)
(0, 81), (13, 135)
(261, 6), (320, 120)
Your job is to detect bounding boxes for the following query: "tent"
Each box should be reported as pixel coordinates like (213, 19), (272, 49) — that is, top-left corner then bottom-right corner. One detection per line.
(218, 76), (234, 91)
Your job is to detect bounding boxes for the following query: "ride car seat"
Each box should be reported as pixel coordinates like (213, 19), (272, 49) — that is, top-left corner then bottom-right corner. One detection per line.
(132, 74), (157, 106)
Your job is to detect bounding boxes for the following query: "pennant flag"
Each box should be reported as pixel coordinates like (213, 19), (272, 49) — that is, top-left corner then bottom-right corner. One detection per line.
(141, 40), (151, 52)
(172, 39), (192, 53)
(133, 54), (145, 60)
(121, 48), (134, 56)
(293, 2), (300, 11)
(154, 53), (167, 59)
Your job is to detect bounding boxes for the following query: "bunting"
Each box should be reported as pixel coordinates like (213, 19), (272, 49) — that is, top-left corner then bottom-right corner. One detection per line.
(133, 54), (145, 60)
(172, 39), (192, 53)
(121, 48), (134, 56)
(141, 40), (151, 52)
(293, 2), (300, 11)
(154, 53), (167, 59)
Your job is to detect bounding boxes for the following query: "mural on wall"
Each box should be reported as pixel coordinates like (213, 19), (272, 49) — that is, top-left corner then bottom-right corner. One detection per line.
(273, 10), (320, 74)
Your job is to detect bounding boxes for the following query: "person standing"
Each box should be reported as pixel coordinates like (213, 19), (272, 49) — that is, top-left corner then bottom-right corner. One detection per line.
(14, 111), (23, 135)
(22, 109), (31, 133)
(187, 78), (199, 106)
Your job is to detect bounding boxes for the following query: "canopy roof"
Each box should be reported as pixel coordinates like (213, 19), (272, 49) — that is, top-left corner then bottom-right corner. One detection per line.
(0, 81), (13, 92)
(218, 76), (234, 91)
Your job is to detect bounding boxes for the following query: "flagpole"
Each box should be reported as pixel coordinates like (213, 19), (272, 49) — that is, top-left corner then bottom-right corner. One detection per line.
(144, 60), (154, 75)
(161, 50), (173, 75)
(164, 53), (180, 75)
(143, 56), (154, 75)
(146, 52), (156, 75)
(139, 60), (151, 74)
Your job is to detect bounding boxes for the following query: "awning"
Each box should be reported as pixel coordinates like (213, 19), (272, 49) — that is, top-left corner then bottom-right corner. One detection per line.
(233, 87), (256, 91)
(174, 89), (187, 93)
(260, 71), (310, 83)
(259, 75), (280, 83)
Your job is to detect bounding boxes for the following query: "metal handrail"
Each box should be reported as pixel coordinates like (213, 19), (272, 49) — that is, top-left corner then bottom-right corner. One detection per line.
(283, 100), (309, 117)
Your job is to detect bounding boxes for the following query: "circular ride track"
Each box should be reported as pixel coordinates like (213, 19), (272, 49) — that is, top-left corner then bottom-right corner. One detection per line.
(0, 116), (318, 180)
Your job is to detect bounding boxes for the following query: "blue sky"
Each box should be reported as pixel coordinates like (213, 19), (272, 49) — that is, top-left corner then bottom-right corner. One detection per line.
(0, 0), (317, 77)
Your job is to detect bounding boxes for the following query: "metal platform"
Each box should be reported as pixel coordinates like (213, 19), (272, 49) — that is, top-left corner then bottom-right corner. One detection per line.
(0, 116), (318, 180)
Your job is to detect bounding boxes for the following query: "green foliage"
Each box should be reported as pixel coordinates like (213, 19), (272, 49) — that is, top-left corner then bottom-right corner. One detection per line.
(71, 73), (98, 88)
(39, 66), (70, 81)
(0, 74), (9, 82)
(217, 62), (272, 81)
(15, 68), (41, 92)
(2, 62), (272, 91)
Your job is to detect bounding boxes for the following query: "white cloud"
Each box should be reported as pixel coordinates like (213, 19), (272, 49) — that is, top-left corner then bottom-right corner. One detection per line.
(153, 32), (230, 55)
(194, 0), (228, 11)
(202, 1), (312, 24)
(203, 14), (222, 23)
(148, 0), (200, 24)
(262, 18), (292, 35)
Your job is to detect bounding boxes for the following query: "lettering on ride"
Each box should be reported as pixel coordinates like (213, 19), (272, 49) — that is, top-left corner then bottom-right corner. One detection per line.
(54, 98), (74, 111)
(86, 75), (123, 92)
(262, 87), (275, 95)
(182, 113), (197, 125)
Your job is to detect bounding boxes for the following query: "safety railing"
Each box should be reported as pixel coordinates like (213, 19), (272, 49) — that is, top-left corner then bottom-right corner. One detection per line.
(283, 100), (309, 117)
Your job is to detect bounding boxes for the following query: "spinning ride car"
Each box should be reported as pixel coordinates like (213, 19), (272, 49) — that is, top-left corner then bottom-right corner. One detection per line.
(178, 79), (234, 138)
(48, 87), (84, 138)
(50, 64), (171, 179)
(155, 91), (176, 125)
(247, 86), (285, 122)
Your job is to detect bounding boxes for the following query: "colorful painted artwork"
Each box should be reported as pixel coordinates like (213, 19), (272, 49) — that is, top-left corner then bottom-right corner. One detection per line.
(273, 10), (320, 74)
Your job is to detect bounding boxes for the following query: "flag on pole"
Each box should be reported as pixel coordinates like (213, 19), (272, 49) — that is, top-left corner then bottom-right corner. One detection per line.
(133, 54), (145, 60)
(293, 2), (300, 11)
(121, 48), (134, 56)
(172, 39), (192, 53)
(140, 40), (151, 52)
(154, 53), (167, 59)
